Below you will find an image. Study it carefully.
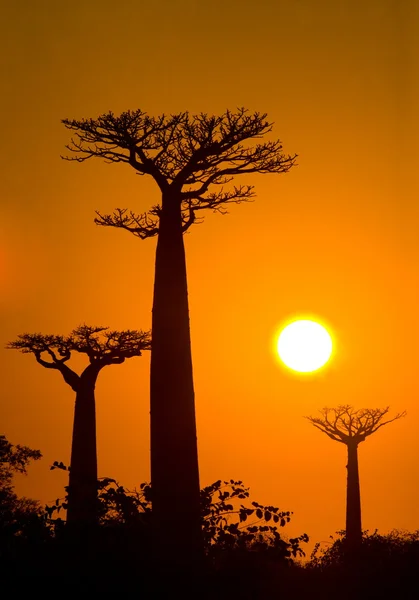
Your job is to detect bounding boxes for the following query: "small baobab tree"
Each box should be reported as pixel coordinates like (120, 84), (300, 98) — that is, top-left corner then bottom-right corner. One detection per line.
(7, 325), (151, 528)
(306, 405), (406, 558)
(62, 107), (296, 564)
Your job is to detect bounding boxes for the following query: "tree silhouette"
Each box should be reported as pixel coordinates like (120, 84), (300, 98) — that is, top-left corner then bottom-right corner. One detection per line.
(309, 529), (419, 600)
(7, 326), (151, 527)
(0, 435), (47, 555)
(0, 435), (42, 485)
(62, 108), (296, 565)
(306, 405), (406, 558)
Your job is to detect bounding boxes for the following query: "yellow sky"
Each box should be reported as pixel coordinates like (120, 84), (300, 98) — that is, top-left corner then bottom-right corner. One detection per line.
(1, 0), (418, 550)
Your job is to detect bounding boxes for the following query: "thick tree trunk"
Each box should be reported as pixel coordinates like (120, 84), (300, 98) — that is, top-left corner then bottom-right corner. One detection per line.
(150, 194), (203, 569)
(345, 441), (362, 558)
(67, 365), (100, 527)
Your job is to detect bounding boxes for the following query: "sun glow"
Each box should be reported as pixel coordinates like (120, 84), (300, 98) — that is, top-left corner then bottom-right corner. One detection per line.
(276, 319), (333, 373)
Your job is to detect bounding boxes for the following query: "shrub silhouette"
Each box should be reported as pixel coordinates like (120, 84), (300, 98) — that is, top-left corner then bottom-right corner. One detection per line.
(0, 435), (49, 566)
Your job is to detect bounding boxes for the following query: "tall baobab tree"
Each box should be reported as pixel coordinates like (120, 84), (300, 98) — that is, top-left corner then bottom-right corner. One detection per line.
(62, 108), (297, 564)
(7, 325), (151, 527)
(306, 405), (406, 558)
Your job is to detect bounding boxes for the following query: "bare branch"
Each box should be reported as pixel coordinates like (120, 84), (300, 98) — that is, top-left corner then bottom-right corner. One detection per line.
(366, 410), (407, 435)
(188, 185), (256, 210)
(94, 208), (159, 239)
(62, 110), (189, 192)
(7, 333), (80, 391)
(62, 107), (297, 236)
(306, 405), (406, 445)
(7, 334), (69, 363)
(305, 418), (346, 444)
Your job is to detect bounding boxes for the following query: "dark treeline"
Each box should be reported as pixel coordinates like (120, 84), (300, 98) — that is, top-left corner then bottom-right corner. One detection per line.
(1, 435), (418, 598)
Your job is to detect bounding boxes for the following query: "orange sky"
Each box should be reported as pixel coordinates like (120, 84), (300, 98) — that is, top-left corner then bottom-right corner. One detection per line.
(1, 0), (418, 552)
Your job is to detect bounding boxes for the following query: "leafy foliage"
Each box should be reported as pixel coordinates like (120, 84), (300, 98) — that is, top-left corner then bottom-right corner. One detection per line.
(0, 435), (42, 486)
(0, 435), (48, 549)
(306, 529), (419, 599)
(309, 529), (419, 570)
(44, 473), (308, 563)
(200, 479), (308, 561)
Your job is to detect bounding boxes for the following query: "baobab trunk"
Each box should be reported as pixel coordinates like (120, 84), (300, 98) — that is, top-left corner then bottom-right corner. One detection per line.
(150, 194), (203, 567)
(345, 441), (362, 557)
(67, 365), (100, 526)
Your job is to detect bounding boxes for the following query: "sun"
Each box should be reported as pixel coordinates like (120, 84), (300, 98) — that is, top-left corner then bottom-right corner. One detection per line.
(276, 319), (333, 373)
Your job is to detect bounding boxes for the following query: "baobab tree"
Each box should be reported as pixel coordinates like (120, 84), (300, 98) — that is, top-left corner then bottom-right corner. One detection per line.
(306, 405), (406, 558)
(7, 325), (151, 528)
(62, 108), (296, 564)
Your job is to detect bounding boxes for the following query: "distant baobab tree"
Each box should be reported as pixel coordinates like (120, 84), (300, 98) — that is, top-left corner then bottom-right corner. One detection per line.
(62, 108), (297, 565)
(7, 325), (151, 528)
(306, 405), (406, 559)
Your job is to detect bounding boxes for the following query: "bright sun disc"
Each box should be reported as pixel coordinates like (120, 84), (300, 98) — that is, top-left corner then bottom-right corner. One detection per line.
(277, 319), (333, 373)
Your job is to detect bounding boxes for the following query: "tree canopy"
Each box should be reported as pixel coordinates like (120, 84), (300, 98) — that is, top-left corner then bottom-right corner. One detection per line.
(7, 326), (151, 391)
(62, 108), (297, 237)
(306, 405), (407, 444)
(8, 325), (151, 365)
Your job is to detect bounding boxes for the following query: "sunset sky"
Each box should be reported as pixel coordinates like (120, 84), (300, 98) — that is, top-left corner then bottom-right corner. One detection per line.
(1, 0), (418, 551)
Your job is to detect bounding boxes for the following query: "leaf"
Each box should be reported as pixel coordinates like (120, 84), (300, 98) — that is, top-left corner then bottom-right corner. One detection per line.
(264, 511), (271, 522)
(256, 508), (263, 519)
(50, 460), (69, 471)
